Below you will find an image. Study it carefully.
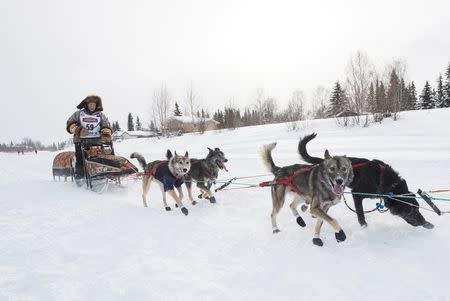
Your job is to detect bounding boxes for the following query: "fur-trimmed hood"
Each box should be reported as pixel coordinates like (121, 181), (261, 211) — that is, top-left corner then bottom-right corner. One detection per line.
(77, 95), (103, 111)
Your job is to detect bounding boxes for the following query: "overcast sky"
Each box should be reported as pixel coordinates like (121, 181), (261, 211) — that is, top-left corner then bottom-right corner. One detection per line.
(1, 0), (449, 144)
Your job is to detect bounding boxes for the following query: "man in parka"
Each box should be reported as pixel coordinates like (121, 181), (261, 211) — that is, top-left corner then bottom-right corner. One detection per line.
(66, 95), (113, 179)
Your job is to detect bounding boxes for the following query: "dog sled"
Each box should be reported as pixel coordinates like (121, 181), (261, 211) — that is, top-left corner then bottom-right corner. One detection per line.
(52, 142), (139, 193)
(79, 142), (138, 192)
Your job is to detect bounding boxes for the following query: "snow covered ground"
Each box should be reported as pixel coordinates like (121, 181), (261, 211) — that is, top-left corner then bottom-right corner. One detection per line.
(1, 109), (450, 301)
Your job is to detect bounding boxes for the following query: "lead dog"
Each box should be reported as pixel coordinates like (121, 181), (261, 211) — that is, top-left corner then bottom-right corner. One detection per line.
(131, 150), (191, 215)
(261, 142), (353, 246)
(298, 133), (434, 229)
(185, 147), (228, 204)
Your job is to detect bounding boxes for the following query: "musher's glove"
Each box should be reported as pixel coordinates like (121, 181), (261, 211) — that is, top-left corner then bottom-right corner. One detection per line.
(69, 123), (78, 134)
(101, 128), (112, 135)
(100, 128), (112, 143)
(78, 127), (90, 137)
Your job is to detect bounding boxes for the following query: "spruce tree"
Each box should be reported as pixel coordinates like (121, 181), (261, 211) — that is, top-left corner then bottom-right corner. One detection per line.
(136, 116), (142, 131)
(436, 74), (445, 108)
(375, 82), (386, 113)
(406, 82), (417, 110)
(328, 81), (347, 116)
(444, 63), (450, 108)
(174, 102), (182, 116)
(127, 113), (135, 131)
(387, 70), (401, 112)
(419, 81), (434, 109)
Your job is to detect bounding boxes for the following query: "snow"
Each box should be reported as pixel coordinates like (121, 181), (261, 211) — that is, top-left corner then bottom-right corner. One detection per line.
(1, 108), (450, 301)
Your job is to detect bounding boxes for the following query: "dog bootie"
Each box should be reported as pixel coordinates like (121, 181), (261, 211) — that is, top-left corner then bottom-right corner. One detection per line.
(335, 229), (346, 242)
(191, 200), (197, 205)
(181, 207), (189, 216)
(422, 221), (434, 229)
(165, 206), (171, 211)
(296, 215), (306, 227)
(312, 238), (323, 247)
(301, 204), (308, 212)
(209, 196), (216, 203)
(272, 228), (281, 234)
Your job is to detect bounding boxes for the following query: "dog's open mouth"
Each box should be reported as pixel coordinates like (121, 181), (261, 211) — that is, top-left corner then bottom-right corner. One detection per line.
(330, 179), (345, 197)
(216, 159), (228, 172)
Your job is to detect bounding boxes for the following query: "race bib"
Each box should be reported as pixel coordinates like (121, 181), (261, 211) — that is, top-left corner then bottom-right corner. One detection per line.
(79, 110), (101, 138)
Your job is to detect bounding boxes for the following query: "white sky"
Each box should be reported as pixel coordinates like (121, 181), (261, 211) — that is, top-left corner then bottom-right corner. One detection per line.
(1, 0), (449, 144)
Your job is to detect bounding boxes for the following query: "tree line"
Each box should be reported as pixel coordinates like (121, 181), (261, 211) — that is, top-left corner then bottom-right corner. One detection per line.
(114, 54), (450, 134)
(0, 138), (72, 153)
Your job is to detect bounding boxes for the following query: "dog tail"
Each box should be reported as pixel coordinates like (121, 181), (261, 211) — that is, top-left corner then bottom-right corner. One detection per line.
(130, 152), (147, 170)
(298, 133), (323, 165)
(261, 143), (280, 174)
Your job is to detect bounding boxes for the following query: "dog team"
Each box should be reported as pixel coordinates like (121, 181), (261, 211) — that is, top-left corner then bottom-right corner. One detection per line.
(131, 133), (434, 247)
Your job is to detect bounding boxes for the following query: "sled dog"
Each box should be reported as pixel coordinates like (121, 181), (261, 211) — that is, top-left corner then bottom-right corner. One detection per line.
(185, 147), (228, 204)
(131, 150), (191, 215)
(261, 142), (353, 246)
(298, 133), (434, 229)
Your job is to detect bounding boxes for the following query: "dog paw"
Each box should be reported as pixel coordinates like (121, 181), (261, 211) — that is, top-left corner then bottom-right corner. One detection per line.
(175, 203), (179, 208)
(312, 238), (323, 247)
(165, 206), (171, 211)
(272, 228), (281, 234)
(301, 204), (309, 212)
(296, 216), (306, 227)
(358, 219), (368, 227)
(181, 207), (189, 216)
(209, 196), (216, 203)
(191, 200), (197, 205)
(335, 229), (346, 242)
(422, 221), (434, 229)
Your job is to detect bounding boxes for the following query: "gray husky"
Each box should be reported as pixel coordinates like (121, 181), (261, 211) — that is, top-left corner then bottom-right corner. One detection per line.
(185, 147), (228, 204)
(130, 150), (191, 215)
(261, 142), (353, 246)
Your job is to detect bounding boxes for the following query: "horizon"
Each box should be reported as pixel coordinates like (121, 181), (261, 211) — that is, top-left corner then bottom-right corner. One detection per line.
(1, 0), (450, 144)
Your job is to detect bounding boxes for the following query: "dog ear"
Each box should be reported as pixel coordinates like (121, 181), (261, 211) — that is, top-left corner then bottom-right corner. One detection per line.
(185, 151), (189, 157)
(324, 149), (331, 159)
(174, 151), (178, 156)
(166, 149), (173, 159)
(215, 147), (219, 151)
(207, 147), (213, 153)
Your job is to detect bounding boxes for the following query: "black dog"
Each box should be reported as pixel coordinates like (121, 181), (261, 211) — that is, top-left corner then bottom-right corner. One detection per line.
(298, 133), (434, 229)
(185, 147), (228, 204)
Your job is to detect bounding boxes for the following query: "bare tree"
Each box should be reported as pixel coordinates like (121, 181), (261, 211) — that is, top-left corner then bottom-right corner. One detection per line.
(152, 83), (172, 135)
(286, 90), (306, 131)
(345, 51), (376, 121)
(311, 86), (330, 119)
(185, 81), (200, 124)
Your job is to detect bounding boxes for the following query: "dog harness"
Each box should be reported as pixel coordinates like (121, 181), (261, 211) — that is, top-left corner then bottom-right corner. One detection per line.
(259, 162), (386, 195)
(259, 167), (312, 194)
(145, 160), (184, 191)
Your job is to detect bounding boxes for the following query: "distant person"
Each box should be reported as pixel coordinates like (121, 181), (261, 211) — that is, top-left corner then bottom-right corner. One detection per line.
(66, 95), (113, 180)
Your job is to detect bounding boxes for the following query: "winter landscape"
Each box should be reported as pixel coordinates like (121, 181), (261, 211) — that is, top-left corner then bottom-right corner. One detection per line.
(1, 108), (450, 300)
(2, 1), (450, 300)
